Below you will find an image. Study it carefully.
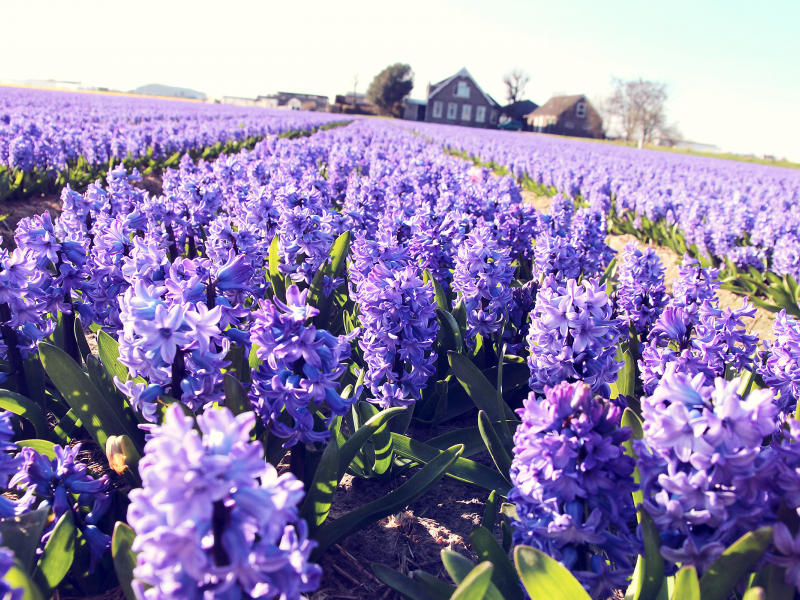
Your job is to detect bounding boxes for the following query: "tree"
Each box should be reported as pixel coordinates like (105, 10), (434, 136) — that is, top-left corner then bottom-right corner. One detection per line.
(366, 63), (414, 117)
(605, 77), (676, 147)
(503, 69), (530, 105)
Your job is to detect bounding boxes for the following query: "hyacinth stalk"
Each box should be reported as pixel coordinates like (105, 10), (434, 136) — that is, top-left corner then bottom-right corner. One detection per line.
(249, 285), (354, 447)
(509, 382), (638, 599)
(527, 276), (621, 397)
(128, 404), (320, 600)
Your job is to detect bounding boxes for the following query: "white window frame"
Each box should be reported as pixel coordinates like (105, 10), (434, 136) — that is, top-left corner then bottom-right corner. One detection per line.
(447, 102), (458, 120)
(475, 106), (486, 123)
(461, 104), (472, 121)
(432, 100), (443, 118)
(576, 102), (587, 118)
(489, 109), (497, 123)
(455, 81), (470, 98)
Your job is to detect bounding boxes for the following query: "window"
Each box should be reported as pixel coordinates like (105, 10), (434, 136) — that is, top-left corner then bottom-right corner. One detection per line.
(447, 102), (458, 120)
(576, 102), (587, 118)
(461, 104), (472, 121)
(582, 123), (591, 131)
(565, 121), (574, 129)
(432, 101), (443, 118)
(455, 81), (471, 98)
(475, 106), (486, 123)
(489, 109), (497, 123)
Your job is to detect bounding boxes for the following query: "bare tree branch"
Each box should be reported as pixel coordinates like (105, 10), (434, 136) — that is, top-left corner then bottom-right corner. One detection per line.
(604, 77), (676, 146)
(503, 69), (530, 105)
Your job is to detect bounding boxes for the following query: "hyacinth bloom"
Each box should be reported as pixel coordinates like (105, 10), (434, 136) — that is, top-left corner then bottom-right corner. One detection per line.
(527, 276), (621, 397)
(636, 365), (777, 574)
(509, 382), (638, 599)
(616, 242), (668, 338)
(759, 309), (800, 414)
(128, 405), (321, 600)
(10, 443), (112, 570)
(249, 285), (354, 446)
(451, 224), (515, 346)
(357, 262), (438, 408)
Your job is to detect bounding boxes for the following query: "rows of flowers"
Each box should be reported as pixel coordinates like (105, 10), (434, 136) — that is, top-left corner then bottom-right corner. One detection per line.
(0, 117), (796, 600)
(0, 86), (350, 201)
(400, 121), (800, 281)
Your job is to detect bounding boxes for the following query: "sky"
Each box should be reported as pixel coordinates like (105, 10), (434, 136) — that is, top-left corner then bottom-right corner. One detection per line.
(2, 0), (799, 160)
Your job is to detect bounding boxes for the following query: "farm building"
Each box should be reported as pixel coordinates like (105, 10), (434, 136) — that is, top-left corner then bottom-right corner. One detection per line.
(423, 68), (501, 129)
(221, 93), (329, 111)
(525, 95), (603, 138)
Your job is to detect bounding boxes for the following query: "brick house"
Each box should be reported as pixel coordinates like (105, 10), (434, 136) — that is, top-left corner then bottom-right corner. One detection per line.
(424, 68), (501, 129)
(525, 95), (603, 138)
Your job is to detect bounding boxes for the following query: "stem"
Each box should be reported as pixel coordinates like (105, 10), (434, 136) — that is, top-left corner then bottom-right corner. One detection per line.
(187, 233), (197, 259)
(166, 225), (179, 262)
(206, 277), (216, 310)
(0, 303), (28, 398)
(290, 443), (306, 482)
(211, 500), (231, 566)
(171, 348), (186, 400)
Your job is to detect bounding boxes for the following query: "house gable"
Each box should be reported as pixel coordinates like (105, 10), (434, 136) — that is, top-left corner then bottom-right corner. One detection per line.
(427, 68), (499, 108)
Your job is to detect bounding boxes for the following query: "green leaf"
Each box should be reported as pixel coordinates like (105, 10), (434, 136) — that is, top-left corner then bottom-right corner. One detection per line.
(436, 309), (463, 356)
(477, 411), (513, 484)
(268, 235), (286, 303)
(16, 440), (56, 460)
(86, 354), (147, 439)
(371, 564), (447, 600)
(622, 409), (645, 511)
(514, 545), (592, 600)
(308, 231), (350, 329)
(338, 407), (407, 481)
(5, 560), (44, 600)
(391, 433), (511, 496)
(298, 431), (340, 535)
(74, 318), (93, 363)
(769, 287), (800, 318)
(448, 352), (502, 422)
(39, 342), (146, 456)
(482, 490), (498, 531)
(223, 373), (250, 416)
(413, 571), (458, 598)
(112, 522), (138, 600)
(31, 511), (76, 597)
(743, 588), (765, 600)
(699, 526), (774, 600)
(312, 444), (463, 559)
(425, 271), (449, 312)
(470, 526), (524, 600)
(451, 562), (494, 600)
(0, 391), (48, 438)
(0, 508), (49, 573)
(441, 551), (504, 600)
(97, 330), (130, 384)
(359, 402), (393, 476)
(632, 508), (665, 600)
(672, 566), (700, 600)
(617, 347), (636, 398)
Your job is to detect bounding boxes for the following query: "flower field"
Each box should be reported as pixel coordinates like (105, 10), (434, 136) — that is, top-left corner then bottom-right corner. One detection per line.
(0, 93), (797, 600)
(0, 87), (348, 202)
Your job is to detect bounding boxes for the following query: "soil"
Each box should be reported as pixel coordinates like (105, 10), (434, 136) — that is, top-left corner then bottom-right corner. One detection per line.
(305, 416), (499, 600)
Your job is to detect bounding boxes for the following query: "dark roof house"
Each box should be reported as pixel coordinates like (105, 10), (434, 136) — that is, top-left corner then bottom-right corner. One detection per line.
(423, 68), (501, 129)
(525, 94), (603, 139)
(501, 100), (539, 130)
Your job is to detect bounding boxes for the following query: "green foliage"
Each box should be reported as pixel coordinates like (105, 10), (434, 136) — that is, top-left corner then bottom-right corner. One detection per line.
(514, 546), (592, 600)
(672, 566), (700, 600)
(698, 527), (774, 600)
(31, 511), (76, 597)
(366, 63), (414, 116)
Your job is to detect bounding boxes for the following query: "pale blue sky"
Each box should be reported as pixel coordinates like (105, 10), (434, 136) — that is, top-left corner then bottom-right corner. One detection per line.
(3, 0), (799, 159)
